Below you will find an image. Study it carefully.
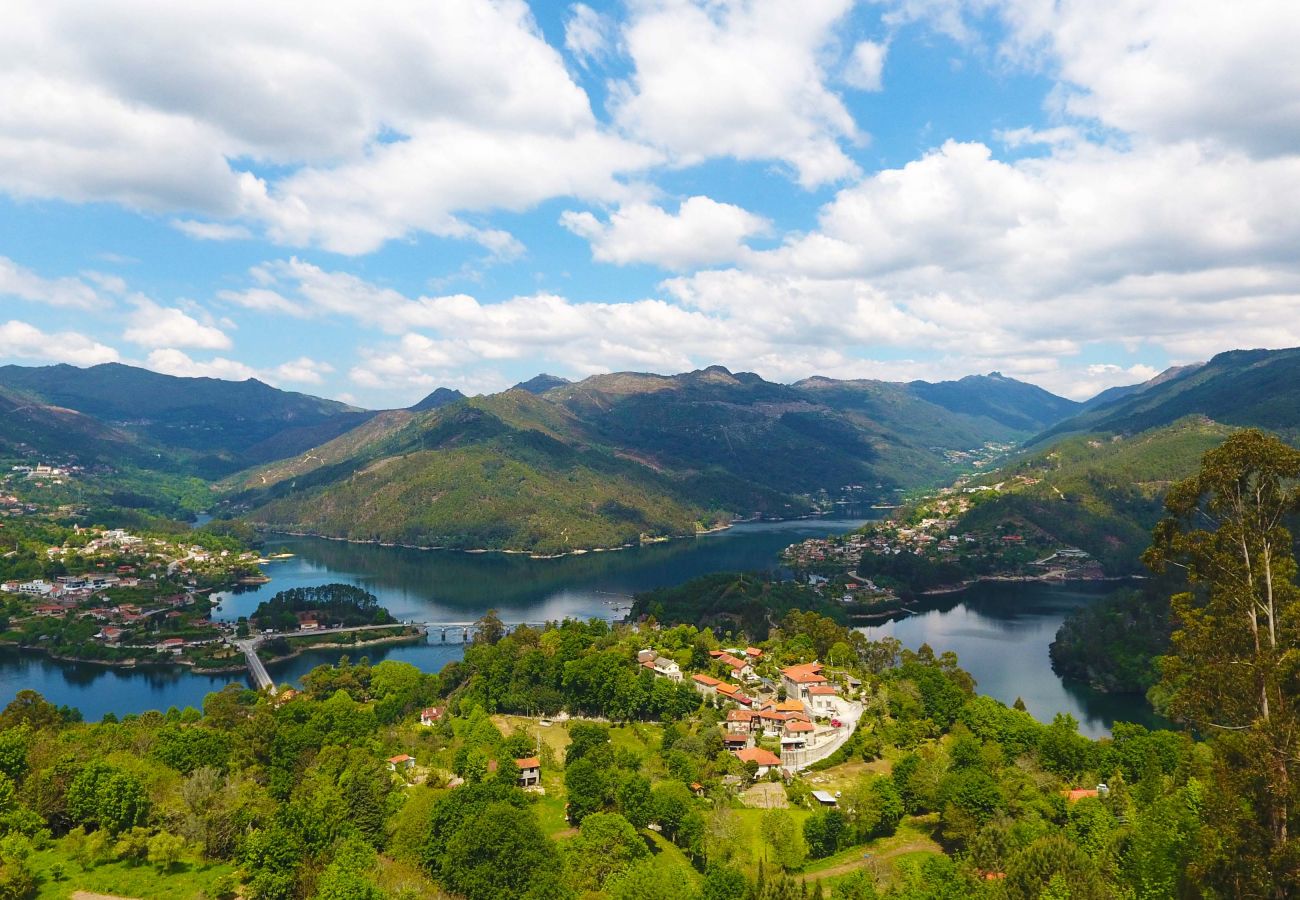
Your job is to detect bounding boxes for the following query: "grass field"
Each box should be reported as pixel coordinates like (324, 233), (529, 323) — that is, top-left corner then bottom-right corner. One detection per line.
(27, 841), (236, 900)
(801, 819), (944, 890)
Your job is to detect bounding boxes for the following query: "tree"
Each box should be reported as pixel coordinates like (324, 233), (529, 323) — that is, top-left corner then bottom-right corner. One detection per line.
(564, 758), (607, 825)
(473, 609), (506, 646)
(760, 809), (807, 871)
(147, 831), (187, 872)
(1145, 429), (1300, 891)
(442, 801), (564, 900)
(607, 856), (695, 900)
(566, 812), (648, 891)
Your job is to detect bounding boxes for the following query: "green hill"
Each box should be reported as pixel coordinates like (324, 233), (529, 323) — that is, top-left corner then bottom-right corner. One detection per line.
(230, 394), (716, 553)
(1035, 348), (1300, 444)
(0, 362), (373, 476)
(228, 366), (1080, 551)
(958, 417), (1237, 573)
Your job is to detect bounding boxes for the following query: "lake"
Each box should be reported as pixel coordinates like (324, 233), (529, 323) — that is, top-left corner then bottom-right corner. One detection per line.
(860, 580), (1164, 738)
(0, 518), (1155, 735)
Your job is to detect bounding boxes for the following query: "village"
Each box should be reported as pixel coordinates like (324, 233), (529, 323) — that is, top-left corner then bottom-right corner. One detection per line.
(0, 521), (275, 667)
(783, 472), (1104, 596)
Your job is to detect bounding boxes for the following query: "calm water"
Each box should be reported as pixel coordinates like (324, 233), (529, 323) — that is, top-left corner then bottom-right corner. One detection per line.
(0, 519), (866, 718)
(861, 581), (1160, 738)
(0, 519), (1156, 735)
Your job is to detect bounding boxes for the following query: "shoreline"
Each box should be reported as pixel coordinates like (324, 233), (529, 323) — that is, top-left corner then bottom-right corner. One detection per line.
(2, 628), (426, 676)
(918, 571), (1140, 597)
(260, 527), (712, 558)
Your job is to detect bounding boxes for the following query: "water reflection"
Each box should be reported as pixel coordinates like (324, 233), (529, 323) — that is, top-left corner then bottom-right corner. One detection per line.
(861, 580), (1163, 738)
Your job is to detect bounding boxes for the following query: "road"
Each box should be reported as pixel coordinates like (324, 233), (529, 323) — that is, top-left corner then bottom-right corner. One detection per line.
(233, 638), (275, 693)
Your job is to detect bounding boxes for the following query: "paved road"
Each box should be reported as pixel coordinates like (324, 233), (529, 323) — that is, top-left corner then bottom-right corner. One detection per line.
(233, 639), (275, 693)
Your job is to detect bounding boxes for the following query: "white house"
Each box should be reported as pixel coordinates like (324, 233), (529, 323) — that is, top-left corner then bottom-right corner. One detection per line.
(651, 656), (682, 682)
(516, 756), (542, 788)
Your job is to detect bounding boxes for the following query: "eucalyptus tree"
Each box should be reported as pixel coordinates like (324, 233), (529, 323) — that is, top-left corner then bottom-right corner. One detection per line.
(1145, 429), (1300, 894)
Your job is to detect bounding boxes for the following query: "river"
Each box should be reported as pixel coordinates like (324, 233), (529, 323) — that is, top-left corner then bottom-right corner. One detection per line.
(0, 519), (1154, 735)
(860, 580), (1166, 738)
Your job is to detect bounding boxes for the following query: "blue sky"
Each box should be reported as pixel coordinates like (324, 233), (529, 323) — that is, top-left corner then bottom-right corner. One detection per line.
(1, 0), (1297, 408)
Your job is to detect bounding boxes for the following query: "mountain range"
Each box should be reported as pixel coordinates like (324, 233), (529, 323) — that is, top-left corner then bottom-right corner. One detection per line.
(7, 348), (1300, 553)
(0, 360), (1078, 551)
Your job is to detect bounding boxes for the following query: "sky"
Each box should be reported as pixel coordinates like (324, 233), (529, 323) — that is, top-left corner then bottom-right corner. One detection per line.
(1, 0), (1298, 409)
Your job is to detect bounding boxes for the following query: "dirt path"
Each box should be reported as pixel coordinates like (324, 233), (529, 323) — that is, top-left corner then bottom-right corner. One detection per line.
(71, 893), (141, 900)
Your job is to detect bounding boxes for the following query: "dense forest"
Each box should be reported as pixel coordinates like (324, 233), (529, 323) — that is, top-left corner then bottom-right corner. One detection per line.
(251, 585), (397, 631)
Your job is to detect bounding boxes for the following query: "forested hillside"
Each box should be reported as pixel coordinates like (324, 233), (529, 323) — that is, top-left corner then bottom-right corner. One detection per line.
(230, 366), (1079, 552)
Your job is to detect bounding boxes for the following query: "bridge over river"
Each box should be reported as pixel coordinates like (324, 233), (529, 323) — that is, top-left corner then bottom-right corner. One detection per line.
(234, 616), (621, 692)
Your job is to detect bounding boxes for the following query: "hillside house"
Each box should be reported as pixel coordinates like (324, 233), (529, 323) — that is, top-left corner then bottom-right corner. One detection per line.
(692, 673), (722, 697)
(733, 746), (782, 778)
(781, 662), (828, 700)
(723, 732), (752, 751)
(387, 754), (415, 772)
(716, 682), (752, 705)
(650, 655), (682, 681)
(726, 709), (760, 733)
(516, 757), (541, 788)
(420, 707), (444, 726)
(806, 685), (841, 715)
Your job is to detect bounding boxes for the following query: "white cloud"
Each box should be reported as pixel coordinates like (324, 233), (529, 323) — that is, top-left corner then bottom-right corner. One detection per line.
(612, 0), (861, 188)
(995, 0), (1300, 156)
(144, 348), (259, 381)
(171, 219), (253, 241)
(565, 3), (616, 66)
(270, 356), (334, 385)
(0, 256), (107, 309)
(0, 0), (660, 255)
(560, 196), (770, 269)
(124, 300), (231, 349)
(844, 40), (887, 91)
(0, 320), (120, 365)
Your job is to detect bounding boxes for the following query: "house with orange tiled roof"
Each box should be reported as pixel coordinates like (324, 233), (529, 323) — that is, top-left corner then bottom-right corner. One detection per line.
(715, 682), (753, 706)
(734, 746), (782, 776)
(516, 757), (541, 788)
(782, 718), (816, 750)
(781, 662), (828, 700)
(727, 709), (760, 733)
(806, 684), (841, 715)
(692, 673), (722, 697)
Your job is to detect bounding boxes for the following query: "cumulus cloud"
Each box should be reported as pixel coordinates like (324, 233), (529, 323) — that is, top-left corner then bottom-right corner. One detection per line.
(0, 257), (109, 309)
(612, 0), (861, 187)
(0, 0), (658, 255)
(995, 0), (1300, 156)
(144, 348), (258, 380)
(560, 196), (770, 269)
(270, 356), (334, 385)
(0, 320), (120, 365)
(124, 300), (232, 349)
(844, 40), (887, 91)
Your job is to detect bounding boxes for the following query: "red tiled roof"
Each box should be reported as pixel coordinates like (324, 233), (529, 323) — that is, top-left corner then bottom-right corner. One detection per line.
(781, 662), (827, 684)
(693, 674), (722, 686)
(515, 757), (541, 769)
(785, 720), (815, 733)
(807, 685), (838, 696)
(735, 747), (781, 766)
(388, 754), (413, 764)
